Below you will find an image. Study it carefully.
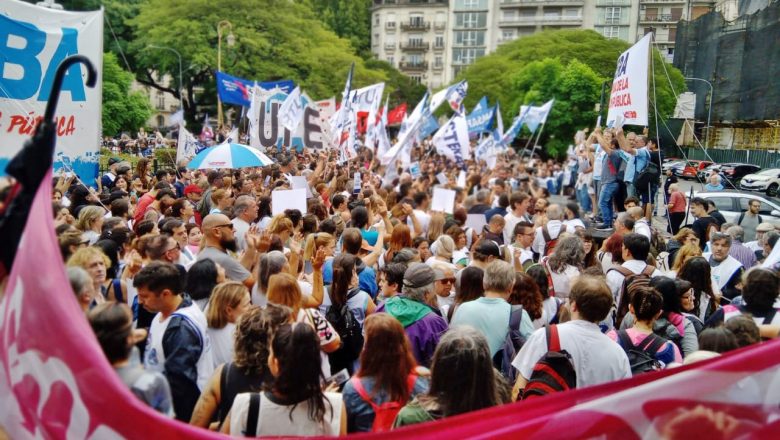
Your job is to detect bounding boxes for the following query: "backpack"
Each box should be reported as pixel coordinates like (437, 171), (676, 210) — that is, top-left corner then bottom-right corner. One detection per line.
(352, 375), (417, 432)
(521, 325), (577, 399)
(634, 160), (660, 190)
(608, 265), (655, 328)
(492, 305), (527, 382)
(326, 289), (364, 362)
(616, 330), (666, 375)
(737, 212), (763, 226)
(541, 226), (560, 256)
(655, 251), (671, 273)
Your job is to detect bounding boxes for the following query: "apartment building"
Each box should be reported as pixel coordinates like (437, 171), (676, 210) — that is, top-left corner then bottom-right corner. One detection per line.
(370, 0), (715, 88)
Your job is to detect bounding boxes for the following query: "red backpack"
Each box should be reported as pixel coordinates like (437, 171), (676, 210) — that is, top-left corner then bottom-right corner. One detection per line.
(352, 375), (417, 432)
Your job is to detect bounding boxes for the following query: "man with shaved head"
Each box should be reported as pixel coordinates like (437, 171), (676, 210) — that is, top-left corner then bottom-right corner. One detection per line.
(196, 213), (257, 289)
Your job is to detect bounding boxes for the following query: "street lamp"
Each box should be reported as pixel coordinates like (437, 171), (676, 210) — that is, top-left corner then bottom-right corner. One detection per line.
(35, 0), (63, 9)
(147, 45), (184, 112)
(217, 20), (235, 129)
(684, 77), (714, 133)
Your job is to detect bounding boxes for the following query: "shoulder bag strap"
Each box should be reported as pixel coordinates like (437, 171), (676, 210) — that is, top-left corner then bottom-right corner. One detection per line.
(351, 377), (378, 411)
(509, 305), (524, 330)
(641, 265), (655, 277)
(541, 226), (551, 242)
(737, 212), (745, 225)
(639, 333), (667, 355)
(547, 324), (561, 352)
(112, 278), (123, 303)
(617, 330), (636, 351)
(607, 266), (634, 278)
(245, 392), (261, 438)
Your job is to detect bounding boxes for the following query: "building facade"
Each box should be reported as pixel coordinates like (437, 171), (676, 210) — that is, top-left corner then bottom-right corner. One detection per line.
(371, 0), (716, 88)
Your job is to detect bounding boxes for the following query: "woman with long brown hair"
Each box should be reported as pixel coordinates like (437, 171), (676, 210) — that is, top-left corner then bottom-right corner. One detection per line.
(382, 224), (412, 267)
(342, 314), (428, 433)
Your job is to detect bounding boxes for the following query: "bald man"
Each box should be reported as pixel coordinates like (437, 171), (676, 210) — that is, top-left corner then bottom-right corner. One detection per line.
(627, 206), (651, 240)
(196, 214), (256, 289)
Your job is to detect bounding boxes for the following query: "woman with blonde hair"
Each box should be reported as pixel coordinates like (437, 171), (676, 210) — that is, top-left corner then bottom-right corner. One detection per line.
(209, 188), (234, 215)
(267, 214), (294, 245)
(206, 282), (252, 368)
(59, 227), (88, 260)
(77, 205), (106, 245)
(67, 246), (127, 304)
(666, 227), (699, 272)
(670, 243), (702, 275)
(426, 212), (446, 243)
(303, 232), (336, 266)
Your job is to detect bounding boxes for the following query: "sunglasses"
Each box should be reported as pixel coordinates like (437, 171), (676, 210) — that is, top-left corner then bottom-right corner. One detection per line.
(438, 278), (456, 284)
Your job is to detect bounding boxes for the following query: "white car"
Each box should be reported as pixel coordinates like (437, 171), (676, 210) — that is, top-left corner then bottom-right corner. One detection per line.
(740, 168), (780, 196)
(689, 191), (780, 228)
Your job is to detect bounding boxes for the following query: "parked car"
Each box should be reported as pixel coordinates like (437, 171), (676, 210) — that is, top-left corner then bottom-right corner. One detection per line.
(740, 168), (780, 197)
(689, 191), (780, 228)
(676, 160), (712, 180)
(662, 159), (686, 173)
(697, 163), (761, 186)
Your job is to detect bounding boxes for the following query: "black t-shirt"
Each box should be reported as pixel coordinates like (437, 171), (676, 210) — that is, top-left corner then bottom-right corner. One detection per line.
(692, 216), (719, 249)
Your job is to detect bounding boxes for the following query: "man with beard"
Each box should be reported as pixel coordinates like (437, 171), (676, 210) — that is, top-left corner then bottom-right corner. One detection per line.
(196, 214), (257, 289)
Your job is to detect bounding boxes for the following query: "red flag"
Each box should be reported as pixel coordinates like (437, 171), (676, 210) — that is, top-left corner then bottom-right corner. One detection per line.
(3, 172), (780, 438)
(387, 103), (407, 126)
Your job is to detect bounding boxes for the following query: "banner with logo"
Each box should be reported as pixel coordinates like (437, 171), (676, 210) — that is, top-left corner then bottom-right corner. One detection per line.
(175, 123), (200, 164)
(215, 71), (295, 107)
(467, 105), (495, 134)
(0, 0), (103, 184)
(432, 114), (470, 169)
(2, 168), (780, 438)
(247, 88), (327, 151)
(607, 33), (650, 128)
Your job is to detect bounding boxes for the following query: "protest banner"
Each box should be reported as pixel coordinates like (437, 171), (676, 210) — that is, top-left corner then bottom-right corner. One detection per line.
(0, 0), (103, 184)
(432, 114), (470, 169)
(247, 89), (327, 151)
(272, 188), (307, 215)
(215, 71), (294, 107)
(607, 33), (651, 128)
(175, 123), (200, 164)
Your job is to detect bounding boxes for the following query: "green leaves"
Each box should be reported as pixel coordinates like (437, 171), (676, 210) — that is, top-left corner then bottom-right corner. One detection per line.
(459, 29), (686, 157)
(102, 52), (153, 136)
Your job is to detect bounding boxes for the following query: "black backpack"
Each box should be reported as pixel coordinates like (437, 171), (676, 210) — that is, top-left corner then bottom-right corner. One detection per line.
(522, 325), (577, 399)
(634, 161), (660, 189)
(326, 289), (364, 361)
(492, 305), (527, 382)
(616, 330), (666, 374)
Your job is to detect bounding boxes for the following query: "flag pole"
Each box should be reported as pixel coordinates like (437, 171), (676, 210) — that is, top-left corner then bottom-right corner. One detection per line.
(528, 120), (547, 158)
(518, 125), (539, 158)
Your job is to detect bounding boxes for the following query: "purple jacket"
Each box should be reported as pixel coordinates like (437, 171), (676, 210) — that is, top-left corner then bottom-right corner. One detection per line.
(376, 295), (448, 367)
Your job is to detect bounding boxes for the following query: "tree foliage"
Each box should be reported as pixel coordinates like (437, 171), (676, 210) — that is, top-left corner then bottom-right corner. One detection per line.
(459, 29), (686, 156)
(302, 0), (372, 58)
(128, 0), (416, 127)
(102, 52), (152, 136)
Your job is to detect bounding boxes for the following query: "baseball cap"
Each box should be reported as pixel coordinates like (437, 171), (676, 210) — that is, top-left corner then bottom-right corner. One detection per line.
(475, 240), (502, 258)
(757, 222), (774, 233)
(184, 184), (203, 195)
(108, 157), (121, 166)
(403, 263), (436, 289)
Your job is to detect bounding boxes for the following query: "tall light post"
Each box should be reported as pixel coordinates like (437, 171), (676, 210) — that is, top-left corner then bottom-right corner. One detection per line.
(147, 45), (184, 112)
(217, 20), (235, 129)
(685, 77), (714, 144)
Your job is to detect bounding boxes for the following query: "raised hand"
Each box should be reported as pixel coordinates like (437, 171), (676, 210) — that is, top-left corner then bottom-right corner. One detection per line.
(312, 246), (327, 271)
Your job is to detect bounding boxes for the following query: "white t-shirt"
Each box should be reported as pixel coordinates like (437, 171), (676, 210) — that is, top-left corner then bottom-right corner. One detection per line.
(512, 320), (631, 388)
(232, 217), (251, 252)
(633, 219), (652, 240)
(230, 391), (342, 437)
(532, 220), (574, 255)
(207, 323), (235, 368)
(407, 209), (431, 236)
(606, 260), (663, 304)
(504, 211), (531, 245)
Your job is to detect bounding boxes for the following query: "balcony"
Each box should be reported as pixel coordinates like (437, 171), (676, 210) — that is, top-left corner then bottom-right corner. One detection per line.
(400, 41), (430, 50)
(499, 15), (583, 26)
(640, 0), (686, 3)
(384, 42), (396, 51)
(501, 0), (583, 6)
(596, 0), (631, 5)
(434, 21), (446, 30)
(640, 13), (680, 22)
(432, 62), (444, 70)
(433, 41), (445, 50)
(399, 61), (428, 71)
(400, 20), (430, 31)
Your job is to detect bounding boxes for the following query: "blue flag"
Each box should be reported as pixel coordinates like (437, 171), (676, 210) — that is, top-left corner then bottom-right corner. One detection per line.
(216, 71), (295, 107)
(417, 113), (439, 141)
(472, 96), (488, 114)
(467, 105), (495, 134)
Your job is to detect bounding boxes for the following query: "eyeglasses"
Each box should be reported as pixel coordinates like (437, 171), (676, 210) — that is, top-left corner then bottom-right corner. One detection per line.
(438, 278), (456, 284)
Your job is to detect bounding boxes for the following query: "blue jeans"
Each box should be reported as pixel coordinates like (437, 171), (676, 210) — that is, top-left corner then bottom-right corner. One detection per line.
(598, 181), (619, 227)
(577, 185), (592, 213)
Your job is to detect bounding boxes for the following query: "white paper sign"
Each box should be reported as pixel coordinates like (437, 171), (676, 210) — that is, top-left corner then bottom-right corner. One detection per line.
(436, 172), (449, 185)
(431, 188), (456, 214)
(409, 162), (421, 179)
(353, 172), (361, 193)
(0, 1), (103, 184)
(607, 33), (650, 127)
(288, 175), (313, 198)
(465, 214), (487, 232)
(457, 170), (467, 188)
(272, 188), (307, 215)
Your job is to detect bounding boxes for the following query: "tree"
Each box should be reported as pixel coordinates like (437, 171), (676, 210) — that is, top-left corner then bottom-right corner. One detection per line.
(363, 59), (427, 107)
(102, 52), (153, 136)
(303, 0), (372, 58)
(128, 0), (395, 127)
(459, 29), (686, 155)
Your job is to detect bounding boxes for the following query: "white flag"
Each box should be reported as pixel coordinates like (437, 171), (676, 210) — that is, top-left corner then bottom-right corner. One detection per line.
(375, 101), (391, 158)
(248, 84), (263, 148)
(432, 114), (470, 169)
(279, 86), (304, 132)
(225, 127), (239, 143)
(176, 123), (200, 164)
(381, 92), (429, 165)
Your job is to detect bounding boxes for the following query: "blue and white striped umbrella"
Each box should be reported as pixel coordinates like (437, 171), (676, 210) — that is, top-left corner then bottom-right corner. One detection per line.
(186, 143), (275, 170)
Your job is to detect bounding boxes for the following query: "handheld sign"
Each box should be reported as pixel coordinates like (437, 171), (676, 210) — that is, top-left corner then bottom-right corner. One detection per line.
(272, 188), (307, 215)
(431, 188), (456, 214)
(607, 33), (651, 128)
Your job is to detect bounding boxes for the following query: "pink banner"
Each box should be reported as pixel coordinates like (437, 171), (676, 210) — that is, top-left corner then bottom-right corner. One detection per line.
(2, 171), (780, 438)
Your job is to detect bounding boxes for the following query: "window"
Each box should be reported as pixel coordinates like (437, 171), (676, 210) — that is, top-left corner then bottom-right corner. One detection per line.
(452, 47), (485, 65)
(454, 30), (484, 46)
(455, 0), (487, 10)
(387, 56), (394, 65)
(375, 14), (379, 25)
(410, 15), (424, 26)
(408, 35), (424, 46)
(668, 27), (677, 42)
(408, 53), (423, 64)
(502, 30), (515, 41)
(434, 36), (445, 47)
(739, 198), (777, 216)
(670, 7), (683, 20)
(563, 8), (581, 17)
(455, 12), (486, 28)
(605, 7), (621, 23)
(434, 56), (443, 67)
(502, 9), (517, 20)
(156, 115), (165, 127)
(706, 197), (734, 212)
(601, 26), (620, 38)
(410, 75), (422, 84)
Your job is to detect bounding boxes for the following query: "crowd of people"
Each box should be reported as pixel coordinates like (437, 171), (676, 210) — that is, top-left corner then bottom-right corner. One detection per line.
(47, 124), (780, 436)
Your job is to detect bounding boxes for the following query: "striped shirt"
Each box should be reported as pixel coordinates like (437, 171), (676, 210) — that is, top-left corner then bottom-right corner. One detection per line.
(729, 240), (757, 270)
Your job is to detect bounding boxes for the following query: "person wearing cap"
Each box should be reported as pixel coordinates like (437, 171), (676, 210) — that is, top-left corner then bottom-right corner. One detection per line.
(101, 157), (121, 190)
(746, 222), (775, 256)
(376, 263), (448, 367)
(450, 260), (534, 357)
